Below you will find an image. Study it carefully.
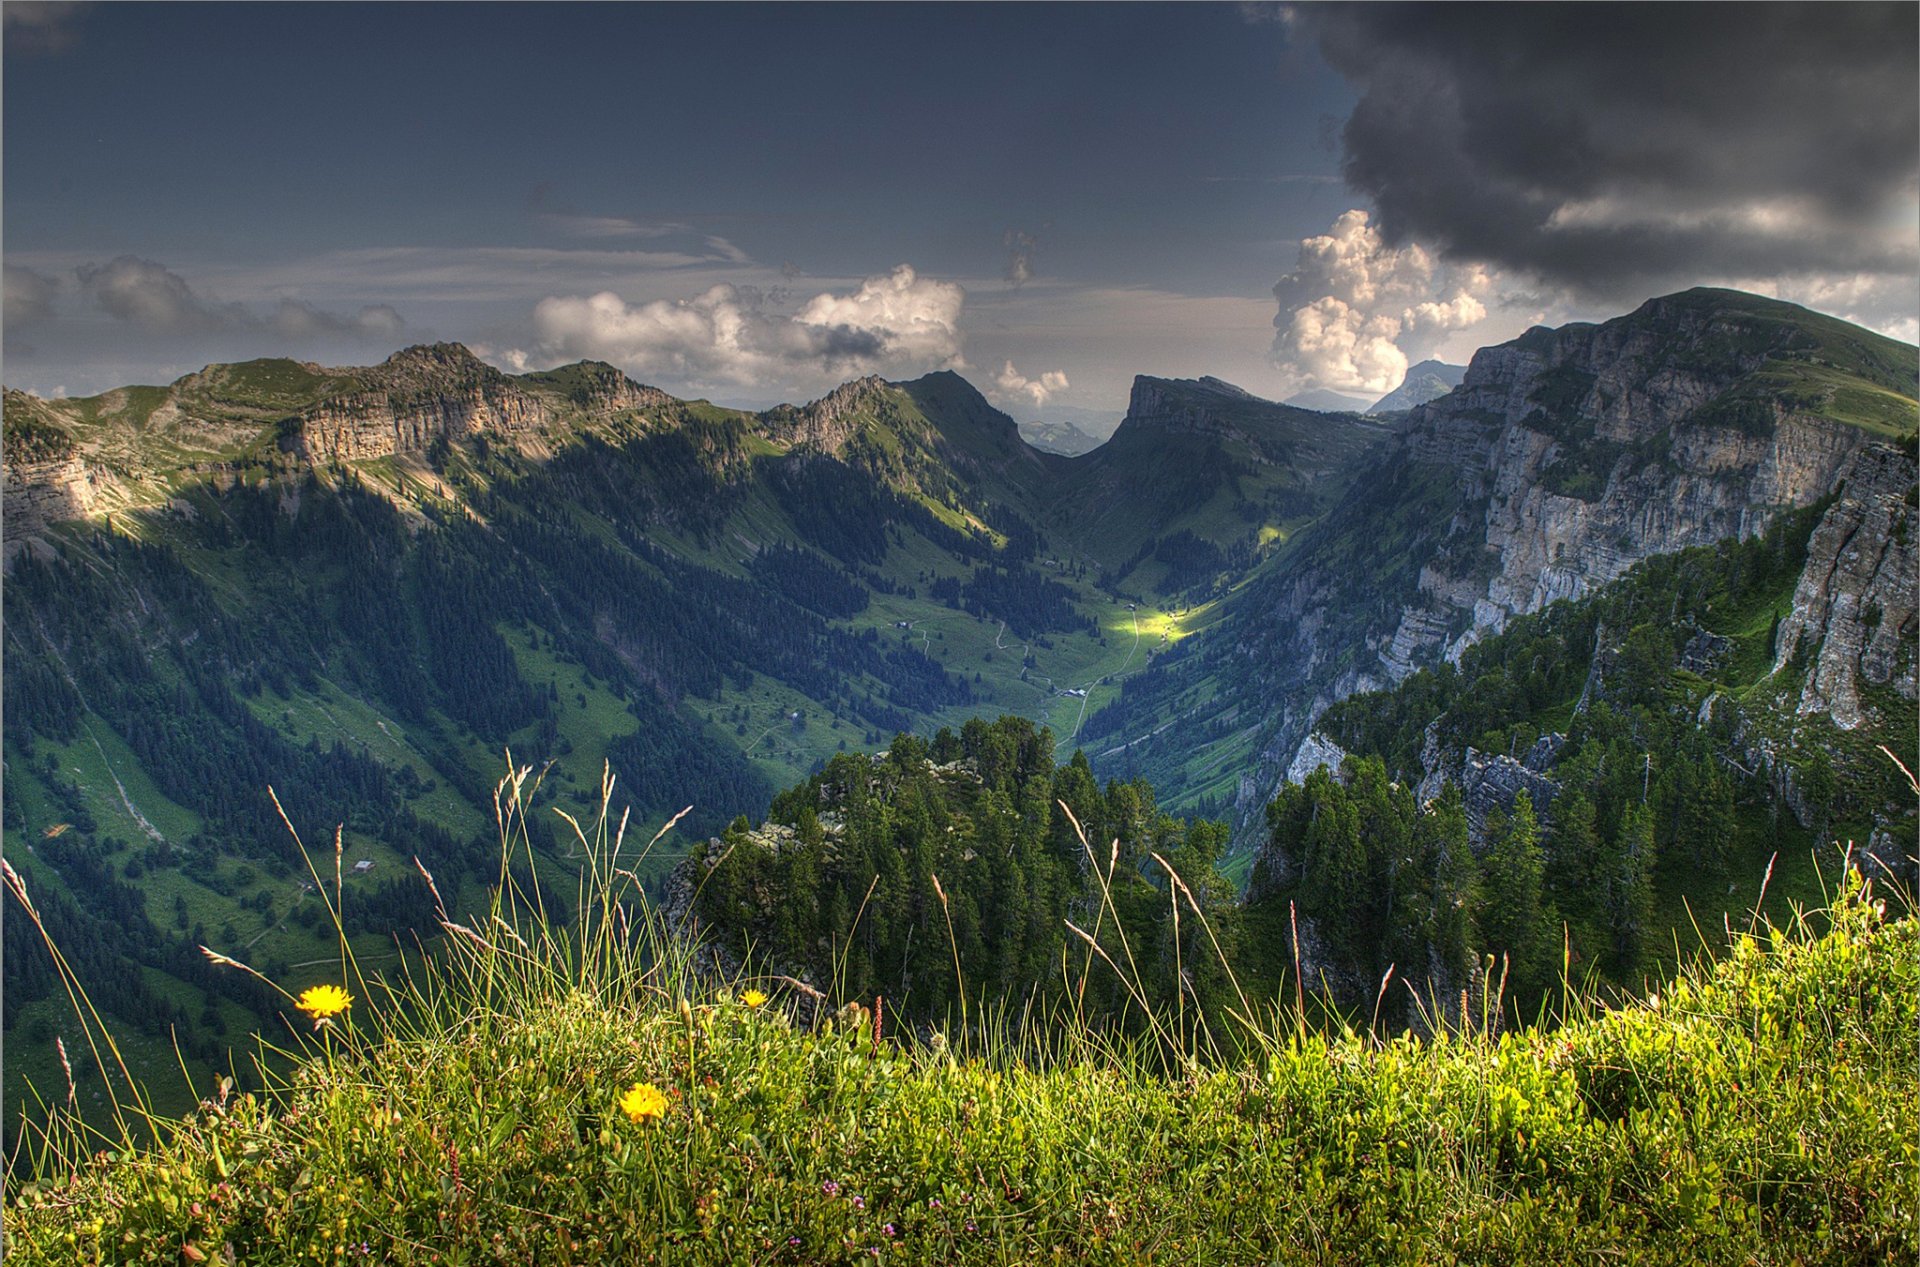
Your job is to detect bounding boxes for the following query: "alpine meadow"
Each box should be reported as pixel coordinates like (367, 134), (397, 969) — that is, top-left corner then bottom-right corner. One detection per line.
(3, 4), (1916, 1263)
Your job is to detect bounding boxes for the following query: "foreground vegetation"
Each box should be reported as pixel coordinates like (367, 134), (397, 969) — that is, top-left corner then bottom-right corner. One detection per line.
(5, 767), (1914, 1264)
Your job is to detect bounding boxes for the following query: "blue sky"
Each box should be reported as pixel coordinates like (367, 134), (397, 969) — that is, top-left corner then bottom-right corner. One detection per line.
(6, 3), (1915, 421)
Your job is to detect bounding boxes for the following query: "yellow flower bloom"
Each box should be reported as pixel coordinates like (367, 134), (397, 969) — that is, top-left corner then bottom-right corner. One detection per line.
(618, 1081), (667, 1124)
(295, 984), (352, 1024)
(740, 988), (769, 1009)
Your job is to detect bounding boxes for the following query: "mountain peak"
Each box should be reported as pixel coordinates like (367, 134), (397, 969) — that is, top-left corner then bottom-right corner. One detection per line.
(1461, 285), (1919, 418)
(379, 342), (486, 370)
(1128, 374), (1263, 410)
(367, 342), (505, 395)
(1368, 360), (1466, 414)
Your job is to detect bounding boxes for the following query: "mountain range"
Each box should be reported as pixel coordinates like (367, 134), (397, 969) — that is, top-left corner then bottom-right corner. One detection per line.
(3, 287), (1914, 1114)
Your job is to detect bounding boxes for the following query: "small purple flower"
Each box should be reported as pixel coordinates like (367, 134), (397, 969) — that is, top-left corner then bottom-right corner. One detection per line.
(928, 1198), (942, 1210)
(965, 1221), (977, 1233)
(883, 1223), (898, 1238)
(822, 1180), (841, 1197)
(788, 1237), (802, 1247)
(852, 1195), (866, 1211)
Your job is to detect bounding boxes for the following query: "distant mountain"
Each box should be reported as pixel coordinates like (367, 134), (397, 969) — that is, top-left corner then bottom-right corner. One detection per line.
(1019, 418), (1103, 456)
(1043, 374), (1391, 582)
(1368, 359), (1465, 413)
(1283, 386), (1375, 412)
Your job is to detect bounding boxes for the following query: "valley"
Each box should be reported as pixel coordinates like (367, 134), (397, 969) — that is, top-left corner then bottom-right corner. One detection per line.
(2, 288), (1914, 1132)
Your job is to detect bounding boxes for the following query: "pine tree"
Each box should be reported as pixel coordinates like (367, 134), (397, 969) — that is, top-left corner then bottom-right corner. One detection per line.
(1548, 791), (1600, 898)
(1478, 791), (1553, 1009)
(1420, 785), (1478, 982)
(1298, 768), (1368, 962)
(1606, 802), (1658, 974)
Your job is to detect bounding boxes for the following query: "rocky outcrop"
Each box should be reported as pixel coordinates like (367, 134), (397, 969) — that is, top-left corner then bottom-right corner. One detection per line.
(1459, 747), (1561, 843)
(3, 458), (109, 543)
(758, 377), (895, 453)
(290, 345), (559, 463)
(1219, 292), (1914, 848)
(550, 362), (675, 415)
(1285, 732), (1350, 786)
(1772, 442), (1918, 729)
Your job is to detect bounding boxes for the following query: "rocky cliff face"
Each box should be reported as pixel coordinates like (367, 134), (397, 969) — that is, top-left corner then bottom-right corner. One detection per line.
(1115, 375), (1387, 468)
(2, 458), (112, 544)
(290, 344), (561, 463)
(2, 347), (682, 544)
(757, 377), (895, 454)
(1123, 376), (1261, 440)
(1213, 291), (1916, 847)
(1772, 441), (1918, 729)
(1383, 305), (1872, 681)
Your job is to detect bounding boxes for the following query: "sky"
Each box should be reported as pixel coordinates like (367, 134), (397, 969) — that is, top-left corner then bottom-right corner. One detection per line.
(5, 2), (1916, 426)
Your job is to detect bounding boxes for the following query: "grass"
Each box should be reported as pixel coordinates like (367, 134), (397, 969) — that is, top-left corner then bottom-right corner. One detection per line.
(5, 762), (1915, 1265)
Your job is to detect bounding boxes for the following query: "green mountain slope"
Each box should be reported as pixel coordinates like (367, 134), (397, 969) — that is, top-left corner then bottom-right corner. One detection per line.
(1, 349), (1387, 1120)
(1084, 289), (1918, 841)
(3, 287), (1910, 1131)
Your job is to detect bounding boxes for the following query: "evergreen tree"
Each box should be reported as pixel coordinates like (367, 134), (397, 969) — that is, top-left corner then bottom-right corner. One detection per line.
(1548, 791), (1600, 899)
(1605, 802), (1658, 974)
(1477, 792), (1555, 1013)
(1295, 768), (1368, 962)
(1418, 784), (1478, 984)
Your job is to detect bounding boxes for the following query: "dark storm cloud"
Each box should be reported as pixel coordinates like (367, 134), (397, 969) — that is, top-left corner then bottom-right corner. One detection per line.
(1305, 3), (1919, 294)
(788, 322), (889, 366)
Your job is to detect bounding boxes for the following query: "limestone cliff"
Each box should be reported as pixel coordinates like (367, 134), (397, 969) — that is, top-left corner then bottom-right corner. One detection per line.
(1, 347), (679, 548)
(757, 376), (895, 454)
(1207, 290), (1917, 847)
(1771, 441), (1918, 729)
(290, 344), (572, 462)
(2, 457), (113, 543)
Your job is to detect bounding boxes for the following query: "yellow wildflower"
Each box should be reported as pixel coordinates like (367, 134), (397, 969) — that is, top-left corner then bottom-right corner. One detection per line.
(618, 1081), (667, 1124)
(295, 984), (352, 1024)
(740, 988), (769, 1009)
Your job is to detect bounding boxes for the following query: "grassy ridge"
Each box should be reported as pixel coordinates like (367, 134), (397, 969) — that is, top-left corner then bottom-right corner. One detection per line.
(4, 772), (1913, 1265)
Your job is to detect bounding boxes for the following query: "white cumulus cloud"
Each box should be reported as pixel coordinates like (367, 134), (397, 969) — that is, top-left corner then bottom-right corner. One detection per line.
(791, 265), (965, 368)
(521, 264), (966, 390)
(1272, 209), (1495, 396)
(992, 361), (1070, 409)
